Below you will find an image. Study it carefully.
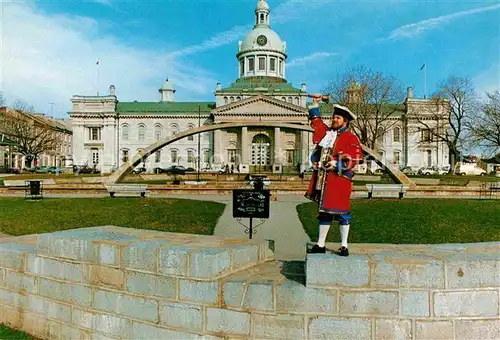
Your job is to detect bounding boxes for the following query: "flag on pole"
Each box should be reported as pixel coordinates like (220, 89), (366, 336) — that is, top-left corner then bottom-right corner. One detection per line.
(420, 63), (425, 70)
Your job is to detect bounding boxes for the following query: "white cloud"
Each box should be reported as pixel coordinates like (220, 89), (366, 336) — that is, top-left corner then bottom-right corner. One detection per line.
(168, 25), (251, 58)
(287, 52), (337, 68)
(386, 3), (500, 40)
(0, 2), (218, 118)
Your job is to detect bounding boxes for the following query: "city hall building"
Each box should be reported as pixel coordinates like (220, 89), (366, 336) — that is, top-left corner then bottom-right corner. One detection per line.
(69, 0), (450, 174)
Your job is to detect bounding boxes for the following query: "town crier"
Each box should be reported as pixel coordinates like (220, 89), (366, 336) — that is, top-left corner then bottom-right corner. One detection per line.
(305, 94), (363, 256)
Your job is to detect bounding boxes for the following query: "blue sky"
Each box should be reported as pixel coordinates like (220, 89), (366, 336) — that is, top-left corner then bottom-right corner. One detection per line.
(1, 0), (499, 118)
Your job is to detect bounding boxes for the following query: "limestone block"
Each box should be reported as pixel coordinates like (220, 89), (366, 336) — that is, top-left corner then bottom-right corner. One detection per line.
(306, 254), (370, 288)
(252, 314), (305, 339)
(229, 244), (259, 267)
(160, 301), (203, 332)
(243, 282), (274, 311)
(206, 307), (250, 336)
(72, 308), (132, 339)
(222, 281), (246, 308)
(2, 270), (38, 294)
(339, 291), (399, 315)
(60, 324), (90, 340)
(39, 278), (92, 307)
(375, 319), (412, 340)
(308, 317), (372, 340)
(90, 265), (125, 290)
(91, 332), (119, 340)
(455, 319), (500, 340)
(0, 304), (24, 329)
(276, 280), (336, 314)
(0, 289), (25, 308)
(93, 289), (159, 323)
(27, 295), (71, 323)
(401, 291), (430, 317)
(258, 239), (275, 262)
(36, 228), (137, 263)
(446, 257), (500, 288)
(122, 240), (169, 273)
(0, 243), (35, 270)
(0, 268), (4, 285)
(131, 321), (208, 339)
(434, 290), (499, 317)
(126, 271), (177, 299)
(21, 313), (52, 339)
(415, 321), (453, 340)
(159, 246), (190, 276)
(189, 248), (231, 278)
(27, 254), (90, 283)
(373, 254), (444, 288)
(179, 279), (219, 305)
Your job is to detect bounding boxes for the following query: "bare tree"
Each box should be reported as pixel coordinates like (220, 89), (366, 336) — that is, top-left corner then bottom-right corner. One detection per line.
(0, 99), (61, 168)
(469, 90), (500, 156)
(412, 76), (477, 167)
(323, 65), (406, 151)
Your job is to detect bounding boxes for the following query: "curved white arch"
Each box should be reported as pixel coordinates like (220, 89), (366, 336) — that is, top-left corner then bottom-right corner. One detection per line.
(107, 121), (415, 187)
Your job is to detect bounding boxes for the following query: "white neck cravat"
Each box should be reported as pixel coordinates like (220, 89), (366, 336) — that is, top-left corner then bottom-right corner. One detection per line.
(318, 130), (338, 148)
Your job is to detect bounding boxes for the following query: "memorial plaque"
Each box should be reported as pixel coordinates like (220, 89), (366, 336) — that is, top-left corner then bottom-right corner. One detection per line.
(232, 189), (270, 219)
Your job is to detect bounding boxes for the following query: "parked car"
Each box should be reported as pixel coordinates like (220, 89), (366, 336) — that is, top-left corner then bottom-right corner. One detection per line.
(131, 166), (147, 174)
(418, 166), (449, 176)
(400, 166), (422, 175)
(0, 166), (20, 174)
(47, 166), (63, 174)
(154, 165), (188, 175)
(454, 162), (486, 176)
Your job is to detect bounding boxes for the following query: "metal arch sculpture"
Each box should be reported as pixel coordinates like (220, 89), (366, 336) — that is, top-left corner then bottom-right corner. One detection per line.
(107, 121), (415, 187)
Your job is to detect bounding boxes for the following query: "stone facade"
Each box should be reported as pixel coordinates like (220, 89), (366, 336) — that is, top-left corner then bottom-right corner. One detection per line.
(0, 226), (498, 339)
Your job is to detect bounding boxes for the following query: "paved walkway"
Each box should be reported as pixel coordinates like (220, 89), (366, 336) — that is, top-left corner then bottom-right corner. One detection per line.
(159, 194), (313, 260)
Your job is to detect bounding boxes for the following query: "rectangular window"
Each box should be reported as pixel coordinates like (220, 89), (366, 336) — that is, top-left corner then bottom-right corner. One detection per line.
(227, 150), (236, 163)
(122, 150), (129, 163)
(286, 150), (294, 164)
(393, 151), (400, 165)
(279, 60), (283, 75)
(89, 127), (100, 141)
(421, 129), (432, 142)
(170, 150), (178, 163)
(240, 60), (244, 76)
(91, 148), (99, 164)
(248, 58), (254, 72)
(270, 58), (276, 71)
(188, 135), (194, 141)
(187, 150), (195, 163)
(258, 57), (265, 71)
(155, 150), (161, 163)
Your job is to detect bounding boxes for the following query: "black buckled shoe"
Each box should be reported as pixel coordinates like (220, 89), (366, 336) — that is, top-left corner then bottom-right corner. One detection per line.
(339, 247), (349, 257)
(308, 245), (326, 254)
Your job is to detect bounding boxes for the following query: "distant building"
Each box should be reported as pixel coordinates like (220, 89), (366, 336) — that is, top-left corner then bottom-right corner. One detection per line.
(69, 0), (449, 174)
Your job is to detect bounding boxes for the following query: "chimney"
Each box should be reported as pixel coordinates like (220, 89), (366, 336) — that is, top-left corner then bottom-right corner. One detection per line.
(407, 87), (413, 99)
(215, 82), (222, 91)
(109, 85), (116, 96)
(301, 83), (307, 92)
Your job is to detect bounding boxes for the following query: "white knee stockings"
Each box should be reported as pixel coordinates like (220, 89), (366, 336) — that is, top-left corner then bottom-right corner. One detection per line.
(340, 224), (350, 248)
(317, 223), (350, 248)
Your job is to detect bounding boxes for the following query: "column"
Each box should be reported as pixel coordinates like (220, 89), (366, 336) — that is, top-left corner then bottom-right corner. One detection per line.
(301, 131), (309, 173)
(273, 127), (281, 173)
(240, 127), (249, 173)
(213, 130), (221, 165)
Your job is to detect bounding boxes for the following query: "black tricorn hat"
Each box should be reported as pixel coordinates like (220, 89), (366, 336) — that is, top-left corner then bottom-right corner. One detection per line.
(332, 104), (357, 121)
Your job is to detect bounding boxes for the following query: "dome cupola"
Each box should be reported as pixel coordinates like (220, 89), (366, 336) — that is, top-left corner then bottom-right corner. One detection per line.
(236, 0), (287, 80)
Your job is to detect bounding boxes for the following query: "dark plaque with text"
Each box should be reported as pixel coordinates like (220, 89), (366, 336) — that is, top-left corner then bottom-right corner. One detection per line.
(232, 189), (270, 219)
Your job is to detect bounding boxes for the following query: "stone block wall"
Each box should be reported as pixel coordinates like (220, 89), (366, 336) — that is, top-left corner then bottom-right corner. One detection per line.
(0, 226), (498, 339)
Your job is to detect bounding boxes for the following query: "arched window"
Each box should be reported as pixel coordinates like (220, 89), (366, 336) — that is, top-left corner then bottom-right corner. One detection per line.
(281, 97), (286, 101)
(285, 142), (296, 164)
(294, 97), (299, 105)
(393, 127), (401, 143)
(170, 149), (178, 163)
(121, 124), (129, 141)
(121, 149), (130, 163)
(224, 97), (228, 104)
(154, 124), (162, 141)
(230, 97), (234, 103)
(187, 149), (195, 163)
(236, 96), (241, 101)
(138, 124), (146, 141)
(187, 124), (195, 141)
(170, 124), (179, 136)
(251, 134), (271, 165)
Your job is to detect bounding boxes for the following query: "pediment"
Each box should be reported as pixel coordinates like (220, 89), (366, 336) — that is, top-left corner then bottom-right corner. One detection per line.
(213, 95), (307, 114)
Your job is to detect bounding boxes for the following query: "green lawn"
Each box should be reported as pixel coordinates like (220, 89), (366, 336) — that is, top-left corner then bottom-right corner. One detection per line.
(0, 325), (39, 340)
(0, 198), (225, 236)
(297, 199), (500, 244)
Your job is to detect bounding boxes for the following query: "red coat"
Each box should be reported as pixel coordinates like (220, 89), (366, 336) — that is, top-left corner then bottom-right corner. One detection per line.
(305, 108), (363, 214)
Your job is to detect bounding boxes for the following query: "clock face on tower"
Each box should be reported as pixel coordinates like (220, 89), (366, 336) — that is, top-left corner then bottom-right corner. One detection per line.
(257, 35), (267, 46)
